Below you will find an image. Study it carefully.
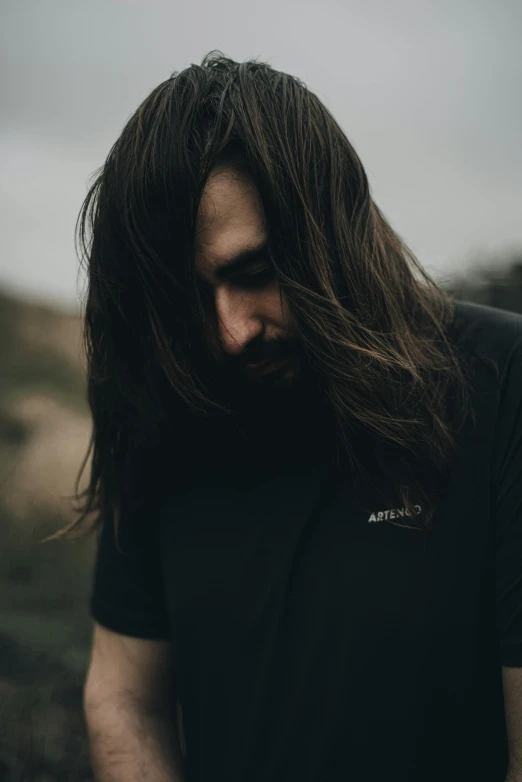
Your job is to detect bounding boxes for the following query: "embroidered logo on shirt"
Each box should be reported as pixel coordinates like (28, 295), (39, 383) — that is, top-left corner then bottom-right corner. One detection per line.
(367, 504), (422, 524)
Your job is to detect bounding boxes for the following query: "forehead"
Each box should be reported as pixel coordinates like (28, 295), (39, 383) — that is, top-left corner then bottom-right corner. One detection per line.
(194, 168), (267, 276)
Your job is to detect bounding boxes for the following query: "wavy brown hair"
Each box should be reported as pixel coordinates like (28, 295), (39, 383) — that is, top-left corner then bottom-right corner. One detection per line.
(40, 50), (476, 549)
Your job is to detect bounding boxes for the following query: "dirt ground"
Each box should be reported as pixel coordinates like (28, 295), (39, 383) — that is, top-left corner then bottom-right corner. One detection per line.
(2, 393), (92, 526)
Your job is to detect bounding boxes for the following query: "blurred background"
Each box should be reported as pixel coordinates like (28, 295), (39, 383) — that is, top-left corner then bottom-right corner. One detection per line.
(1, 0), (521, 779)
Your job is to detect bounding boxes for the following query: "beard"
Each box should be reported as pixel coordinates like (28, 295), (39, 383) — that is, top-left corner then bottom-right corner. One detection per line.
(181, 334), (340, 481)
(214, 343), (310, 417)
(206, 350), (334, 465)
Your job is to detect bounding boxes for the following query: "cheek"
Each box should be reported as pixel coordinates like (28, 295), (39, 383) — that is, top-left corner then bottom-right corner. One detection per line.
(263, 285), (288, 327)
(279, 291), (294, 330)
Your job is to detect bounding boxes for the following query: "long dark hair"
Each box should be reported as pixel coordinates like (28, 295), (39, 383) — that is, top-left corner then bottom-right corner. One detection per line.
(40, 50), (476, 548)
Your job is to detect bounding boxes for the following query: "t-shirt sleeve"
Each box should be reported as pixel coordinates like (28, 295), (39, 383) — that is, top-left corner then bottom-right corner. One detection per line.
(493, 333), (522, 666)
(89, 501), (173, 641)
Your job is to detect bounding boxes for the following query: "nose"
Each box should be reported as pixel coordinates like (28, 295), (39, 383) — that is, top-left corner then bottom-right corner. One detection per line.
(214, 285), (264, 356)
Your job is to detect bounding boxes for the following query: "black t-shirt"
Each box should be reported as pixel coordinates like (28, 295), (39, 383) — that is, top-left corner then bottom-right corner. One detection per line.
(89, 299), (522, 782)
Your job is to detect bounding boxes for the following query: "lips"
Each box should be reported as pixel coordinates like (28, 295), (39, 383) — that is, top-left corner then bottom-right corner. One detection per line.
(246, 357), (271, 370)
(246, 357), (287, 375)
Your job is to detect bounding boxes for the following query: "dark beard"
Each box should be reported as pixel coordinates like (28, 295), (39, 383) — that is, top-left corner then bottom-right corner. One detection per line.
(175, 347), (340, 486)
(205, 357), (336, 468)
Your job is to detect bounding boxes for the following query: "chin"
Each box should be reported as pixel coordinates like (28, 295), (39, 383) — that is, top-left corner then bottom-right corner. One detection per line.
(278, 365), (297, 386)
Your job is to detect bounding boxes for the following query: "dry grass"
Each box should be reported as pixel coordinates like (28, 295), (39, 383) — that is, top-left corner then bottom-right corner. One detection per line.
(0, 288), (95, 781)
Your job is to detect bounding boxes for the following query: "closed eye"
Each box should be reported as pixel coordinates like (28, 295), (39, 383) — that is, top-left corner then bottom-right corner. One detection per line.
(234, 265), (276, 288)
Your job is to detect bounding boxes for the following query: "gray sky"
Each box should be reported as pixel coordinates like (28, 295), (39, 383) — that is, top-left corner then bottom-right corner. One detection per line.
(1, 0), (521, 315)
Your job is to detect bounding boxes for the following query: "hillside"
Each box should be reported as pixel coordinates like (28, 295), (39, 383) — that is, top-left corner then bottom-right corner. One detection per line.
(0, 288), (95, 782)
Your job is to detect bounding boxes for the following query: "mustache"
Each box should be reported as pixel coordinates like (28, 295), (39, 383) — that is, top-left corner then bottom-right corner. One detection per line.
(209, 338), (294, 369)
(240, 339), (297, 367)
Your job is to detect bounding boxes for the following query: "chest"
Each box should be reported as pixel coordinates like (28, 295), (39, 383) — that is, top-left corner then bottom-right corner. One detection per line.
(157, 439), (494, 666)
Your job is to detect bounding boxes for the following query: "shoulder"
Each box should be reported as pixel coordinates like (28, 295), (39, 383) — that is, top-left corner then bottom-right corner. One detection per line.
(448, 299), (522, 385)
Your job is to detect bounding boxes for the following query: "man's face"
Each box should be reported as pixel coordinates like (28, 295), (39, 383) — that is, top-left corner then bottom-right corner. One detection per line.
(194, 165), (300, 391)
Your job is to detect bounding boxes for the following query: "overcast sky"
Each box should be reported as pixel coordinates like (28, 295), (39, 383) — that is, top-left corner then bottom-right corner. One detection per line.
(1, 0), (521, 315)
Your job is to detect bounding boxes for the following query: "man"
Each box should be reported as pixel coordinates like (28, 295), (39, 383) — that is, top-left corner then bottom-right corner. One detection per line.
(50, 52), (522, 781)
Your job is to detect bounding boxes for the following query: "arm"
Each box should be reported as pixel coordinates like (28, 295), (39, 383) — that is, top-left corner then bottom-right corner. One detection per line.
(503, 665), (522, 782)
(83, 622), (187, 782)
(84, 697), (187, 782)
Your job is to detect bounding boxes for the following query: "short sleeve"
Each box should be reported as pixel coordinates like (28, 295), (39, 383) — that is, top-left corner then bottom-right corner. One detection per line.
(89, 502), (173, 641)
(493, 334), (522, 666)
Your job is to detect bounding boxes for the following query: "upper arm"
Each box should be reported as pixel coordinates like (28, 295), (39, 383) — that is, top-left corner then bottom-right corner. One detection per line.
(503, 665), (522, 779)
(494, 337), (522, 667)
(84, 621), (177, 717)
(493, 337), (522, 777)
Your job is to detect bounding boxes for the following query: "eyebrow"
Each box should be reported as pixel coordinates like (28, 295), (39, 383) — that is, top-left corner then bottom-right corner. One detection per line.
(210, 238), (270, 283)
